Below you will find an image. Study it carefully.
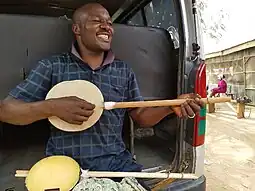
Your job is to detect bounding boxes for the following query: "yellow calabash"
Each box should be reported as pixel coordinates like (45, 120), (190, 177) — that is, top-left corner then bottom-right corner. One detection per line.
(25, 155), (80, 191)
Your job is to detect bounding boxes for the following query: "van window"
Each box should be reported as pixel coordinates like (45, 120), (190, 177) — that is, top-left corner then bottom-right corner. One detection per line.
(127, 0), (180, 48)
(127, 10), (144, 26)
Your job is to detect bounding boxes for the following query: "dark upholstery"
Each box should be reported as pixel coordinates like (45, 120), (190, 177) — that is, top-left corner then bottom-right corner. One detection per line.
(0, 15), (177, 100)
(111, 24), (178, 100)
(0, 14), (73, 100)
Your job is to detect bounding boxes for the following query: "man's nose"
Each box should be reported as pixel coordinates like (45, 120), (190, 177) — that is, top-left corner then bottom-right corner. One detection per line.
(100, 23), (113, 33)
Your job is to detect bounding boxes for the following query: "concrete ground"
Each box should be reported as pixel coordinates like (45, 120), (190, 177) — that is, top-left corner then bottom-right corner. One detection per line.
(205, 103), (255, 191)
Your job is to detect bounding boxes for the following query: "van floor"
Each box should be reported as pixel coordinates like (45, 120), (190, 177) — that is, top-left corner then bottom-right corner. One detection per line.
(0, 144), (46, 191)
(135, 137), (175, 169)
(0, 123), (176, 191)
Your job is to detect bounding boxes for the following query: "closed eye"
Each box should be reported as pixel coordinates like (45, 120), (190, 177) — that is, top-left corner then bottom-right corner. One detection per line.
(92, 19), (101, 23)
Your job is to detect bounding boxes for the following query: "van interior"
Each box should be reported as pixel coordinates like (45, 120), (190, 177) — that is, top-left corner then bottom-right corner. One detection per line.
(0, 0), (182, 190)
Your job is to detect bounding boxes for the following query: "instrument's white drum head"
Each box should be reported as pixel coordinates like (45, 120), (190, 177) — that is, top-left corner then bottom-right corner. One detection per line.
(45, 80), (104, 132)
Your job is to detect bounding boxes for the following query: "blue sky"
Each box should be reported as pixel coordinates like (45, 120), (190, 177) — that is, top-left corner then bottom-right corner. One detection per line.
(202, 0), (255, 54)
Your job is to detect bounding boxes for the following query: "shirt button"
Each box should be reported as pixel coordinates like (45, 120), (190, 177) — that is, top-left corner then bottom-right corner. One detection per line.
(92, 71), (95, 74)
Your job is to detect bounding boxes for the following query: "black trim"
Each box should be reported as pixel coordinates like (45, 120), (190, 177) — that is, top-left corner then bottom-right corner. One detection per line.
(192, 0), (198, 43)
(141, 8), (148, 26)
(165, 175), (206, 190)
(0, 0), (126, 18)
(114, 0), (151, 23)
(0, 4), (73, 18)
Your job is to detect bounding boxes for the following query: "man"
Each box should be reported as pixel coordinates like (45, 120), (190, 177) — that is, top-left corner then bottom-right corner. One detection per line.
(0, 2), (203, 181)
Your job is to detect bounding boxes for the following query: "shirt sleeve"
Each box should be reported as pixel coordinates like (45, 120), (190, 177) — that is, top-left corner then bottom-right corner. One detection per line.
(127, 68), (144, 102)
(9, 59), (52, 102)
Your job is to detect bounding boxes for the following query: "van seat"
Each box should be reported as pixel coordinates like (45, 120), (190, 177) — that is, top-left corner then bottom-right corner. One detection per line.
(111, 24), (178, 100)
(0, 15), (177, 100)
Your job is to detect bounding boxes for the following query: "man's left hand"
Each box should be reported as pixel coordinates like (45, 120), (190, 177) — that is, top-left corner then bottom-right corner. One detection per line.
(171, 93), (205, 119)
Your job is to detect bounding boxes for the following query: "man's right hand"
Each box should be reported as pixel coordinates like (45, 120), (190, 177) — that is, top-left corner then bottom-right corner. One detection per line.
(49, 96), (95, 125)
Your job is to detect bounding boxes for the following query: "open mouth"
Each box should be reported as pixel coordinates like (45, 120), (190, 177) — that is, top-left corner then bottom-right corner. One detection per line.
(96, 33), (111, 42)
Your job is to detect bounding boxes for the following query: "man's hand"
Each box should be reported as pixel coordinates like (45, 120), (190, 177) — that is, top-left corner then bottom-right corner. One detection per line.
(49, 96), (95, 125)
(171, 93), (204, 119)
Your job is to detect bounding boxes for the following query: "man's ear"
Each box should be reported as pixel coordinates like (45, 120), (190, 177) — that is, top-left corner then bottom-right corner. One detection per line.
(72, 24), (81, 36)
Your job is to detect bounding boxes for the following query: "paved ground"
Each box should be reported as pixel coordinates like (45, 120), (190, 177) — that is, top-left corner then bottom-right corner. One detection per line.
(205, 103), (255, 191)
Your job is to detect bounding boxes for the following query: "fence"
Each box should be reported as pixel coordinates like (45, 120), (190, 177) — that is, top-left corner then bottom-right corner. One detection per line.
(205, 39), (255, 105)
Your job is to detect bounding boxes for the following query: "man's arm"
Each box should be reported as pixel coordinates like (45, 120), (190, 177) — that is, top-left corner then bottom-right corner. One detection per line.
(0, 60), (54, 125)
(125, 68), (173, 127)
(0, 97), (53, 125)
(126, 68), (204, 128)
(0, 96), (95, 126)
(0, 59), (95, 126)
(129, 97), (203, 128)
(129, 106), (174, 128)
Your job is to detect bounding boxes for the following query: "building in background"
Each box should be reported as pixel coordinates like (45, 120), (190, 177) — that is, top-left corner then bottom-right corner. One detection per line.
(205, 39), (255, 105)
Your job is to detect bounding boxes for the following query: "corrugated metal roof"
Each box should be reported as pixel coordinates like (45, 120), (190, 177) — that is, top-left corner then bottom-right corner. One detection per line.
(205, 38), (255, 59)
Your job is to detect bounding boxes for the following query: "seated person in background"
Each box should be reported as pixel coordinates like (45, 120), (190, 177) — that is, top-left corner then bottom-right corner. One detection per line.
(210, 75), (227, 97)
(0, 3), (204, 189)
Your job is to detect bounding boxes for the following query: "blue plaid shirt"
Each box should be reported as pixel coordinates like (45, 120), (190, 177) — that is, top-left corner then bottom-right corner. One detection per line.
(9, 44), (144, 172)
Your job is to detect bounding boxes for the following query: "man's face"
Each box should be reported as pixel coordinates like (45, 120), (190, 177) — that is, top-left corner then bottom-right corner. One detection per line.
(78, 6), (114, 52)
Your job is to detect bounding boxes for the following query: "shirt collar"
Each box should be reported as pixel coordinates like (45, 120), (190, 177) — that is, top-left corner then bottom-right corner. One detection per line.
(71, 41), (115, 66)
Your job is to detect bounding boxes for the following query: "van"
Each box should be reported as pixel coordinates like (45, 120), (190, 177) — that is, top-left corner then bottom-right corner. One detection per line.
(0, 0), (206, 190)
